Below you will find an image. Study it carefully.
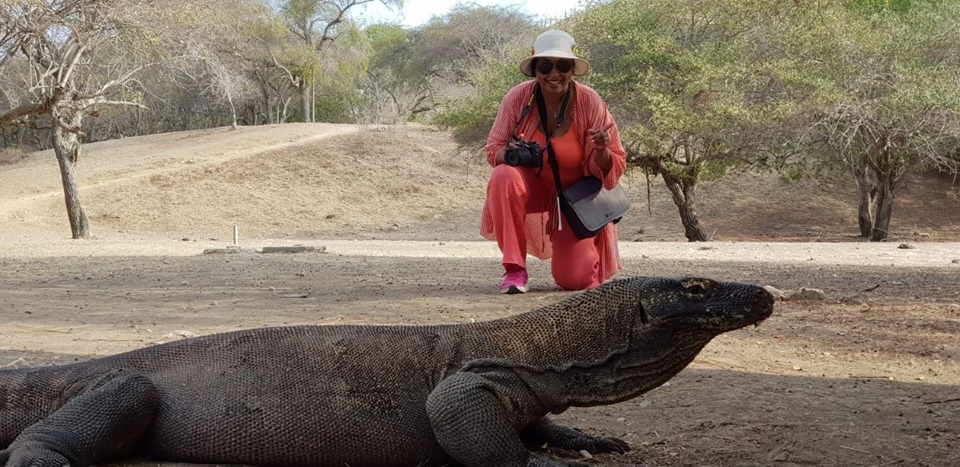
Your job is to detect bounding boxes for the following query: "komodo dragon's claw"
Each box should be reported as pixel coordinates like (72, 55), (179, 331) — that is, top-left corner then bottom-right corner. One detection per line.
(529, 423), (632, 455)
(590, 436), (631, 454)
(566, 426), (631, 454)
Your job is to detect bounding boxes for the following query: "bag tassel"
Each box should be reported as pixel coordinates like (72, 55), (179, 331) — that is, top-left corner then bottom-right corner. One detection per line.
(556, 196), (563, 231)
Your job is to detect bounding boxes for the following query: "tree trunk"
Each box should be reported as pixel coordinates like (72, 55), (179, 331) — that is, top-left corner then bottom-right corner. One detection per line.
(52, 120), (91, 239)
(226, 88), (238, 130)
(870, 168), (905, 242)
(853, 163), (878, 238)
(255, 73), (274, 124)
(300, 80), (310, 123)
(281, 96), (292, 123)
(661, 170), (708, 241)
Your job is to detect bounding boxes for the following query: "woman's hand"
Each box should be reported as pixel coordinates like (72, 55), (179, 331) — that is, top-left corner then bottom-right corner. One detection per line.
(588, 122), (615, 174)
(588, 122), (614, 150)
(495, 145), (510, 165)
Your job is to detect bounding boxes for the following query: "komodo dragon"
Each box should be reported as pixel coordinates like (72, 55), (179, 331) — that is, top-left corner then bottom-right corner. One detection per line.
(1, 276), (773, 467)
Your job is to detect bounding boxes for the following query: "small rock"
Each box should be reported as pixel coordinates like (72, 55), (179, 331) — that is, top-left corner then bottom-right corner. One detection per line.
(951, 259), (959, 264)
(897, 243), (915, 249)
(155, 330), (198, 343)
(763, 285), (786, 300)
(839, 294), (868, 306)
(260, 246), (322, 254)
(786, 287), (827, 301)
(203, 247), (241, 255)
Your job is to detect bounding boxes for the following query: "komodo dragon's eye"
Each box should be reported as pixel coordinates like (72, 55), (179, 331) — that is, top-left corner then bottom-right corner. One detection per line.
(680, 278), (715, 299)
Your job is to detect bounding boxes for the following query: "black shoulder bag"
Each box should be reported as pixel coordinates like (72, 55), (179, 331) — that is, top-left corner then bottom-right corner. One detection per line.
(536, 86), (630, 240)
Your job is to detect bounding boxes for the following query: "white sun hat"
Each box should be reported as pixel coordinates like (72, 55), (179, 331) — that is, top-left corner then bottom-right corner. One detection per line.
(519, 30), (591, 77)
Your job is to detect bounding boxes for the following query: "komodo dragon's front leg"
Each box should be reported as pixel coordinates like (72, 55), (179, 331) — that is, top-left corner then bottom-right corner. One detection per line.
(0, 369), (159, 467)
(426, 371), (625, 466)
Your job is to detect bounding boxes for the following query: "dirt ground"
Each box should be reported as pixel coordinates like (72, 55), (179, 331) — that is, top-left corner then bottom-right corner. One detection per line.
(1, 124), (959, 466)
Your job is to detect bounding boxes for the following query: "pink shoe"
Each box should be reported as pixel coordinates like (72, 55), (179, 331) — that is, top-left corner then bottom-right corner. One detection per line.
(500, 267), (528, 294)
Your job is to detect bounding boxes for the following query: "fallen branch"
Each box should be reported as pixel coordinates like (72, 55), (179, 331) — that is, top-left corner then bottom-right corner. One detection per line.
(923, 398), (960, 405)
(840, 445), (871, 455)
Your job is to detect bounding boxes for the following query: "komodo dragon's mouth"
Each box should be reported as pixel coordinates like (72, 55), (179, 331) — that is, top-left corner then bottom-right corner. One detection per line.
(750, 291), (776, 327)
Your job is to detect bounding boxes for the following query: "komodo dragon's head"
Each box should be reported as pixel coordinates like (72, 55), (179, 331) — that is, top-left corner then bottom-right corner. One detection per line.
(635, 276), (774, 338)
(462, 277), (774, 404)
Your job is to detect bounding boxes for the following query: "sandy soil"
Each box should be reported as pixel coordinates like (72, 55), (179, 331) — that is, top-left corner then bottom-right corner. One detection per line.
(1, 123), (958, 466)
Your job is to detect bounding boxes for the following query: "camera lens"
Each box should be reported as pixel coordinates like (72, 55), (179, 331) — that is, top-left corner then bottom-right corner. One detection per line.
(504, 147), (523, 166)
(503, 142), (541, 168)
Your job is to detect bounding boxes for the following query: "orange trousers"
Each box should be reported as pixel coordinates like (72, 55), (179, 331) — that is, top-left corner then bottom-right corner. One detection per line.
(486, 164), (601, 290)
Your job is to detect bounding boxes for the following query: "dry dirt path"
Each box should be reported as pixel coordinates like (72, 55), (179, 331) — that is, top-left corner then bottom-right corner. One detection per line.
(1, 236), (958, 267)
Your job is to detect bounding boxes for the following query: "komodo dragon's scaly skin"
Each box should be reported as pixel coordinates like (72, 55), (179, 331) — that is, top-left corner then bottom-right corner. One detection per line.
(0, 276), (773, 467)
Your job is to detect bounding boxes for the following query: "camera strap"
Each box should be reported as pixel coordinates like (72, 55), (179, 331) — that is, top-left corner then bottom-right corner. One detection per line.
(535, 84), (572, 231)
(509, 89), (537, 141)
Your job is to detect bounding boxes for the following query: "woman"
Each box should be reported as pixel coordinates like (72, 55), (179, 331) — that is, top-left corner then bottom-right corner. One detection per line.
(481, 29), (627, 294)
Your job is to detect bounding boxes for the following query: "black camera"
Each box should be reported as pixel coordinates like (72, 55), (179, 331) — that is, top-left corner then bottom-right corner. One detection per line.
(504, 140), (543, 168)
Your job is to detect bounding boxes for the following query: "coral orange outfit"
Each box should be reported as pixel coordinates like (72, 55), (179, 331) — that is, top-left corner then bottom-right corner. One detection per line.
(481, 80), (627, 290)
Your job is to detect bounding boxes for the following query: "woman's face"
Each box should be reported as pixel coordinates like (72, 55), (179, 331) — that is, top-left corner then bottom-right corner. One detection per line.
(534, 58), (574, 96)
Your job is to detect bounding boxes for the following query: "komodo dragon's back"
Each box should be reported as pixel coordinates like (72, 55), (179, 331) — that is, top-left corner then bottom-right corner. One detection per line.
(1, 276), (774, 467)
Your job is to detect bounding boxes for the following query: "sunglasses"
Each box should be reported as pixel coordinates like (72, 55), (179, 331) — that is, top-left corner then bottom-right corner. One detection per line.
(536, 59), (574, 75)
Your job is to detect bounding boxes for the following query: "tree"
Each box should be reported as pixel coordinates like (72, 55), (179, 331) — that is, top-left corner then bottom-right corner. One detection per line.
(169, 0), (271, 130)
(417, 3), (536, 77)
(360, 23), (426, 123)
(572, 0), (815, 241)
(792, 1), (960, 241)
(432, 43), (531, 146)
(0, 0), (275, 237)
(426, 6), (539, 143)
(272, 0), (402, 122)
(310, 25), (367, 123)
(0, 0), (166, 238)
(359, 5), (536, 124)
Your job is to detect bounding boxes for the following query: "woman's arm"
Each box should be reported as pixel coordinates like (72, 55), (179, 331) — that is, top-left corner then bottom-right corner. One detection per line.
(579, 86), (626, 189)
(485, 82), (535, 167)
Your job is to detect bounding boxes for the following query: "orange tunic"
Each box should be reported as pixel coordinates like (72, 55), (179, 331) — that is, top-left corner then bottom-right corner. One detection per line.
(480, 80), (627, 284)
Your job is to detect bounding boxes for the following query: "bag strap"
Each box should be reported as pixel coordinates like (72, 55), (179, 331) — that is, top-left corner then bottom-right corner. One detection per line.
(535, 85), (572, 230)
